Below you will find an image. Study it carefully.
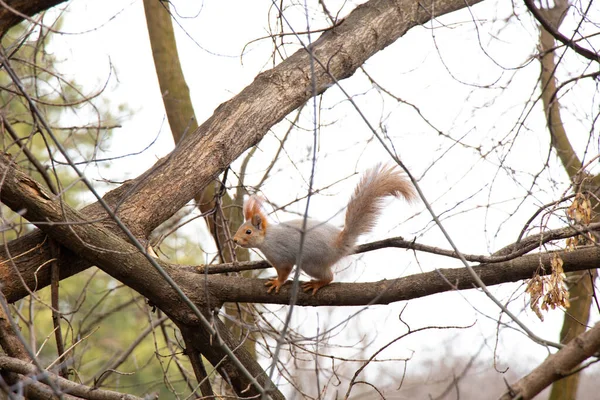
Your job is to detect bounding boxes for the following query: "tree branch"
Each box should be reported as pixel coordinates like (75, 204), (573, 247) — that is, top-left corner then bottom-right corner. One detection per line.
(537, 2), (582, 179)
(499, 321), (600, 400)
(198, 221), (600, 275)
(524, 0), (599, 64)
(0, 355), (147, 400)
(204, 244), (600, 306)
(0, 292), (31, 361)
(4, 150), (600, 310)
(0, 0), (67, 37)
(0, 152), (282, 399)
(536, 2), (598, 397)
(1, 0), (486, 305)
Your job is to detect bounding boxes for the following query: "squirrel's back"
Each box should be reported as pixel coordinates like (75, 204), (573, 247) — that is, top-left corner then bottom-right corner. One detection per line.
(259, 219), (343, 269)
(258, 164), (415, 265)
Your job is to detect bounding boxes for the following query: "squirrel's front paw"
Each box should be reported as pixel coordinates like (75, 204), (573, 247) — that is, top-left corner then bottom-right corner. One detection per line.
(265, 278), (285, 293)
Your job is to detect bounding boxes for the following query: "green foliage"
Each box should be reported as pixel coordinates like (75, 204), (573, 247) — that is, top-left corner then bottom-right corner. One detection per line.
(1, 18), (207, 398)
(13, 269), (197, 397)
(0, 20), (120, 239)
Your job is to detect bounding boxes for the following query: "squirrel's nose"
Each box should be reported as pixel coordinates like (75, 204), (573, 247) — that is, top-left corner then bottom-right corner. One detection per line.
(233, 238), (238, 244)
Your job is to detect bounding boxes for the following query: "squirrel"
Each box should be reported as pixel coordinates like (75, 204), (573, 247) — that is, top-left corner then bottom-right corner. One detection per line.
(232, 163), (416, 295)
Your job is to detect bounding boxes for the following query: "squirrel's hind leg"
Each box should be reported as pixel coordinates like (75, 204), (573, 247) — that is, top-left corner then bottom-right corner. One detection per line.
(301, 267), (334, 295)
(265, 264), (293, 294)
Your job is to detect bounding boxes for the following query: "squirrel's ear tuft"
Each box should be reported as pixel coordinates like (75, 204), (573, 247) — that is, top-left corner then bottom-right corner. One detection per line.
(243, 195), (264, 221)
(251, 213), (263, 229)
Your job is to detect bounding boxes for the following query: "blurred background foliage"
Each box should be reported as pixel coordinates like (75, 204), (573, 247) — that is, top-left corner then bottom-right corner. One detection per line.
(0, 17), (204, 398)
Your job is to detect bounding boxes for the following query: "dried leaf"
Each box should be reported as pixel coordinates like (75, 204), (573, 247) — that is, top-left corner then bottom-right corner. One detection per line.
(526, 254), (570, 321)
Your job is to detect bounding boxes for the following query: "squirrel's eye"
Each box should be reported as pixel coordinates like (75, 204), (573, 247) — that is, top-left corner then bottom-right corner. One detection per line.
(245, 229), (252, 235)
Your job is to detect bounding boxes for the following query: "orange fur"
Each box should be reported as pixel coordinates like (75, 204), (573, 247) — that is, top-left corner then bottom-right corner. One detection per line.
(243, 196), (268, 229)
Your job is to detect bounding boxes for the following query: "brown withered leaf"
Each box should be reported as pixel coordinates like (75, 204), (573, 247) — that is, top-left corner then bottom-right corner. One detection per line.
(526, 254), (570, 321)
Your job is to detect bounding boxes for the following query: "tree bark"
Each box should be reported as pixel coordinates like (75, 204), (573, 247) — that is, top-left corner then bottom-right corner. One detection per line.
(0, 0), (67, 37)
(5, 148), (600, 397)
(0, 355), (146, 400)
(142, 0), (197, 145)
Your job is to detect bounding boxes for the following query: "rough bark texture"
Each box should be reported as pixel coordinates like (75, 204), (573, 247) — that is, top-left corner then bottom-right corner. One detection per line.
(0, 0), (67, 37)
(0, 355), (146, 400)
(0, 153), (282, 399)
(0, 304), (29, 361)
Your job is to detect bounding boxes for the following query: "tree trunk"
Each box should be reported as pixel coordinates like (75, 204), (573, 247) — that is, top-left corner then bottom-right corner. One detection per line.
(142, 0), (257, 365)
(537, 3), (598, 398)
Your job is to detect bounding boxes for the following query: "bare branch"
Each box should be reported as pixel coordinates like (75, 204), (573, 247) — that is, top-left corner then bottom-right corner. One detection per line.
(4, 148), (600, 310)
(182, 331), (215, 399)
(499, 322), (600, 400)
(207, 245), (600, 306)
(198, 220), (600, 275)
(49, 239), (68, 378)
(0, 355), (149, 400)
(0, 293), (30, 361)
(524, 0), (599, 64)
(0, 152), (282, 400)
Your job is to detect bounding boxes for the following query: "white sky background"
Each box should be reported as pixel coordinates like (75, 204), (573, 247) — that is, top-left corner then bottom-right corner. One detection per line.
(42, 0), (600, 397)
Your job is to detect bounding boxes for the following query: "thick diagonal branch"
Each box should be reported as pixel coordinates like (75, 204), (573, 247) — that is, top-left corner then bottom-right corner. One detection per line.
(1, 0), (484, 301)
(0, 154), (283, 399)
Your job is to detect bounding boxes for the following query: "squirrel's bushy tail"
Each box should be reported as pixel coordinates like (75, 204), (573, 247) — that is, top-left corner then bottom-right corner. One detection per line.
(337, 163), (416, 253)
